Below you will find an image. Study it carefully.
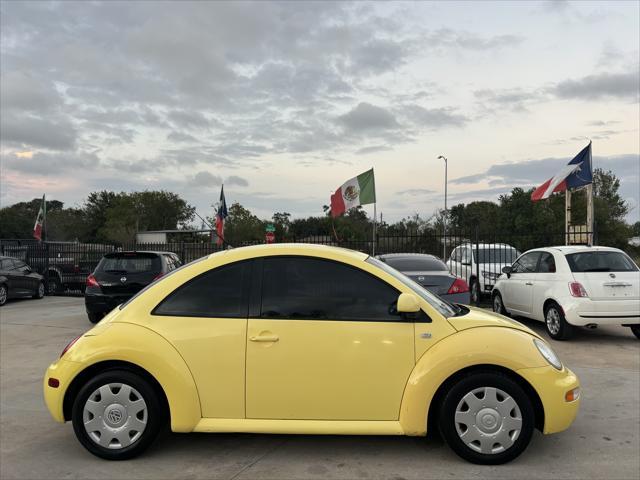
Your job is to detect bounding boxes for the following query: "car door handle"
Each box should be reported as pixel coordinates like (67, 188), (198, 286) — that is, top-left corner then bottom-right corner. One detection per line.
(249, 335), (279, 343)
(525, 282), (533, 286)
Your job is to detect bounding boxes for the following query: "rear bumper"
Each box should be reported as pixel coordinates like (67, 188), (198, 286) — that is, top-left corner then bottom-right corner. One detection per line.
(562, 297), (640, 326)
(84, 293), (130, 315)
(517, 365), (580, 435)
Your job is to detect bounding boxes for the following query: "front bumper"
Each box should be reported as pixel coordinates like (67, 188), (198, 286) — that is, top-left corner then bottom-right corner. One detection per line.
(43, 359), (84, 423)
(517, 365), (580, 434)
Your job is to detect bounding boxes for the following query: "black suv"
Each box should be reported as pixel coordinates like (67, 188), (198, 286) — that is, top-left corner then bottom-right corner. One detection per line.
(0, 256), (45, 306)
(85, 251), (182, 323)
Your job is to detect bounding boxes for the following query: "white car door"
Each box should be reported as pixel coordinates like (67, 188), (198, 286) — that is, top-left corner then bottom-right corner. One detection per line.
(530, 251), (558, 321)
(505, 251), (541, 316)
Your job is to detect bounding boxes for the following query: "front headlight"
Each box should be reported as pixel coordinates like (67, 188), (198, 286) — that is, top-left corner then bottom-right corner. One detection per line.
(533, 338), (563, 370)
(481, 270), (498, 279)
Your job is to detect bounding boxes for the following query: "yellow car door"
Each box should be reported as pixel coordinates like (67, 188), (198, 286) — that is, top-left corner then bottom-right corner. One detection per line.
(148, 260), (252, 419)
(246, 256), (415, 421)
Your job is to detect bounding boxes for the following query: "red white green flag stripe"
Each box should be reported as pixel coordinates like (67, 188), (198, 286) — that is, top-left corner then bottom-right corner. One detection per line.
(330, 169), (376, 218)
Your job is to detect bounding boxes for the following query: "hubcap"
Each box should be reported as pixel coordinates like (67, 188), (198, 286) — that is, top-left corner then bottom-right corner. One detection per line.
(454, 386), (522, 455)
(546, 308), (561, 335)
(83, 383), (147, 449)
(48, 280), (58, 294)
(0, 287), (6, 304)
(38, 283), (45, 297)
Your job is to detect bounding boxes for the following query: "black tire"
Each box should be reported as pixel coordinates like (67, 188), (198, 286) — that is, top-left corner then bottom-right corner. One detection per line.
(544, 302), (573, 341)
(87, 312), (103, 324)
(33, 281), (45, 299)
(71, 370), (164, 460)
(438, 371), (535, 465)
(630, 325), (640, 340)
(0, 284), (7, 306)
(470, 279), (480, 305)
(492, 291), (508, 316)
(48, 276), (62, 294)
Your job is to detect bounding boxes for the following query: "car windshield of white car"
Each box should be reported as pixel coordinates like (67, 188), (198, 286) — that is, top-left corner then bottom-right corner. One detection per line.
(566, 251), (639, 272)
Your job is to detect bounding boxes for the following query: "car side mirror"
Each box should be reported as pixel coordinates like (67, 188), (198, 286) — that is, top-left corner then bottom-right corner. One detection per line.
(397, 293), (420, 314)
(502, 266), (512, 277)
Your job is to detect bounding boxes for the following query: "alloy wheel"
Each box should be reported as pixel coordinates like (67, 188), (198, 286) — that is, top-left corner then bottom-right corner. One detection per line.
(493, 295), (502, 313)
(546, 308), (561, 336)
(0, 286), (7, 305)
(37, 282), (45, 298)
(83, 383), (148, 449)
(454, 386), (523, 455)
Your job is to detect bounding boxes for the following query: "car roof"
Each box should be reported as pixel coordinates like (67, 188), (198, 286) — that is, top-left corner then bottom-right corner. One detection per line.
(107, 251), (177, 256)
(543, 245), (624, 255)
(212, 243), (369, 262)
(376, 253), (441, 260)
(456, 243), (517, 249)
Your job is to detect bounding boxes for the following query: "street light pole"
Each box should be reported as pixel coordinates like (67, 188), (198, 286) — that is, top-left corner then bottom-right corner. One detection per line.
(437, 155), (448, 260)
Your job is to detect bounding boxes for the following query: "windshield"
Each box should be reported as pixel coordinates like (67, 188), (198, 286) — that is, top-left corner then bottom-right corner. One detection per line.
(367, 257), (457, 318)
(382, 256), (448, 272)
(566, 251), (638, 272)
(475, 248), (520, 264)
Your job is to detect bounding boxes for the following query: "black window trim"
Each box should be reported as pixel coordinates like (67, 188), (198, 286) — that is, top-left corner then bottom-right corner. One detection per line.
(256, 255), (429, 323)
(536, 251), (556, 274)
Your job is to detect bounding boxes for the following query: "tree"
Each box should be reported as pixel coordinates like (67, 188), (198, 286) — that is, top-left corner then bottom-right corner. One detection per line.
(218, 202), (265, 245)
(0, 198), (64, 239)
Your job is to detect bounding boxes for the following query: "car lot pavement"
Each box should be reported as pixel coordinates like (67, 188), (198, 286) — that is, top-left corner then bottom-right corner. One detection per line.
(1, 297), (638, 479)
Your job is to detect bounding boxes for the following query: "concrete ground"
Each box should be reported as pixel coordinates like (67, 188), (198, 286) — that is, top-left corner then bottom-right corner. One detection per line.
(1, 296), (638, 480)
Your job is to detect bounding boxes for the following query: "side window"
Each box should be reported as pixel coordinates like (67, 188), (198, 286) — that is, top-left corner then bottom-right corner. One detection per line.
(461, 248), (471, 264)
(451, 247), (459, 262)
(0, 259), (10, 270)
(172, 255), (182, 267)
(153, 261), (250, 318)
(512, 252), (541, 273)
(164, 255), (175, 271)
(537, 253), (556, 273)
(261, 257), (401, 322)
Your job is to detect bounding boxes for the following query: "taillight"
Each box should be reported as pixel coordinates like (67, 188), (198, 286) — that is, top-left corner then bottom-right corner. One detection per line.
(448, 278), (470, 294)
(153, 272), (164, 282)
(86, 274), (99, 288)
(569, 282), (588, 297)
(60, 335), (82, 358)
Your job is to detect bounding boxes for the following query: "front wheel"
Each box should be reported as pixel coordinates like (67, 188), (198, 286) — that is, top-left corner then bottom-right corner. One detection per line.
(630, 325), (640, 340)
(545, 302), (573, 341)
(438, 372), (535, 464)
(48, 276), (62, 294)
(0, 284), (7, 306)
(470, 279), (480, 305)
(72, 370), (164, 460)
(87, 312), (103, 324)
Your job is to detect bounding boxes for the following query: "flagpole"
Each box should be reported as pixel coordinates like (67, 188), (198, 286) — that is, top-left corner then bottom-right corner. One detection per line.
(43, 194), (47, 243)
(586, 141), (594, 246)
(372, 202), (377, 256)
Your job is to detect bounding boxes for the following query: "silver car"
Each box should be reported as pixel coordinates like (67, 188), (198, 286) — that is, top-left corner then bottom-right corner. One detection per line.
(376, 253), (471, 305)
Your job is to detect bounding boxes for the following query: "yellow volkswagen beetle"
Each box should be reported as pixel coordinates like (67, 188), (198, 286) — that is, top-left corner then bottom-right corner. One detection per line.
(44, 244), (580, 464)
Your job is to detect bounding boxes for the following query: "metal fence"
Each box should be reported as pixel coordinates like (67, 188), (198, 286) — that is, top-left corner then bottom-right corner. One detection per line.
(0, 229), (597, 303)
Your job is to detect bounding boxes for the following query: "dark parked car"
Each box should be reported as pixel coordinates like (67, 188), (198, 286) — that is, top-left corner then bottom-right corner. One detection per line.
(85, 251), (182, 323)
(0, 256), (45, 306)
(376, 253), (471, 305)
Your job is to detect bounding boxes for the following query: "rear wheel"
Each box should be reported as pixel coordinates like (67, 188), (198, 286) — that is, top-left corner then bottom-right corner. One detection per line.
(0, 285), (7, 306)
(33, 281), (45, 299)
(544, 302), (573, 341)
(492, 291), (507, 316)
(71, 370), (164, 460)
(48, 276), (62, 294)
(87, 312), (103, 324)
(438, 372), (535, 464)
(629, 325), (640, 340)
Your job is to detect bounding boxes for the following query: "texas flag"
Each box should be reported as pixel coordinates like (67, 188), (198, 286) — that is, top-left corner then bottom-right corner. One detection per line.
(531, 142), (593, 201)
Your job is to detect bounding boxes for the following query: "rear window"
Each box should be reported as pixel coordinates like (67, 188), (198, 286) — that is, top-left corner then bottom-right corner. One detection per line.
(97, 253), (161, 274)
(383, 256), (448, 272)
(566, 251), (638, 272)
(475, 248), (520, 264)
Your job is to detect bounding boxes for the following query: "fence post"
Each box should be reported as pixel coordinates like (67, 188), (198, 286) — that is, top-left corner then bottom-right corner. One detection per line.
(475, 225), (480, 307)
(44, 242), (50, 296)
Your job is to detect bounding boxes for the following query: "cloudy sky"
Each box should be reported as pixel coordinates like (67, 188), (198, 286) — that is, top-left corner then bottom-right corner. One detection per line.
(1, 0), (639, 224)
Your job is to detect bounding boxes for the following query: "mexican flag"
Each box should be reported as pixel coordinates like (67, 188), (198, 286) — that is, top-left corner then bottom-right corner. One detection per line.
(33, 194), (45, 241)
(330, 169), (376, 218)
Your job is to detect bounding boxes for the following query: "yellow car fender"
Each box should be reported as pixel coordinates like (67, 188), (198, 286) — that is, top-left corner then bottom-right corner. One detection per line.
(400, 326), (548, 435)
(62, 322), (201, 432)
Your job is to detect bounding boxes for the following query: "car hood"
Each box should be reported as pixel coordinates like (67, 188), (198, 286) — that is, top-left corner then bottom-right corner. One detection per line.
(447, 306), (540, 338)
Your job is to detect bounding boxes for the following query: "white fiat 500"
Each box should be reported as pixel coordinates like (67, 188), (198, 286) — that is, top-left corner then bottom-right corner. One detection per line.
(492, 246), (640, 340)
